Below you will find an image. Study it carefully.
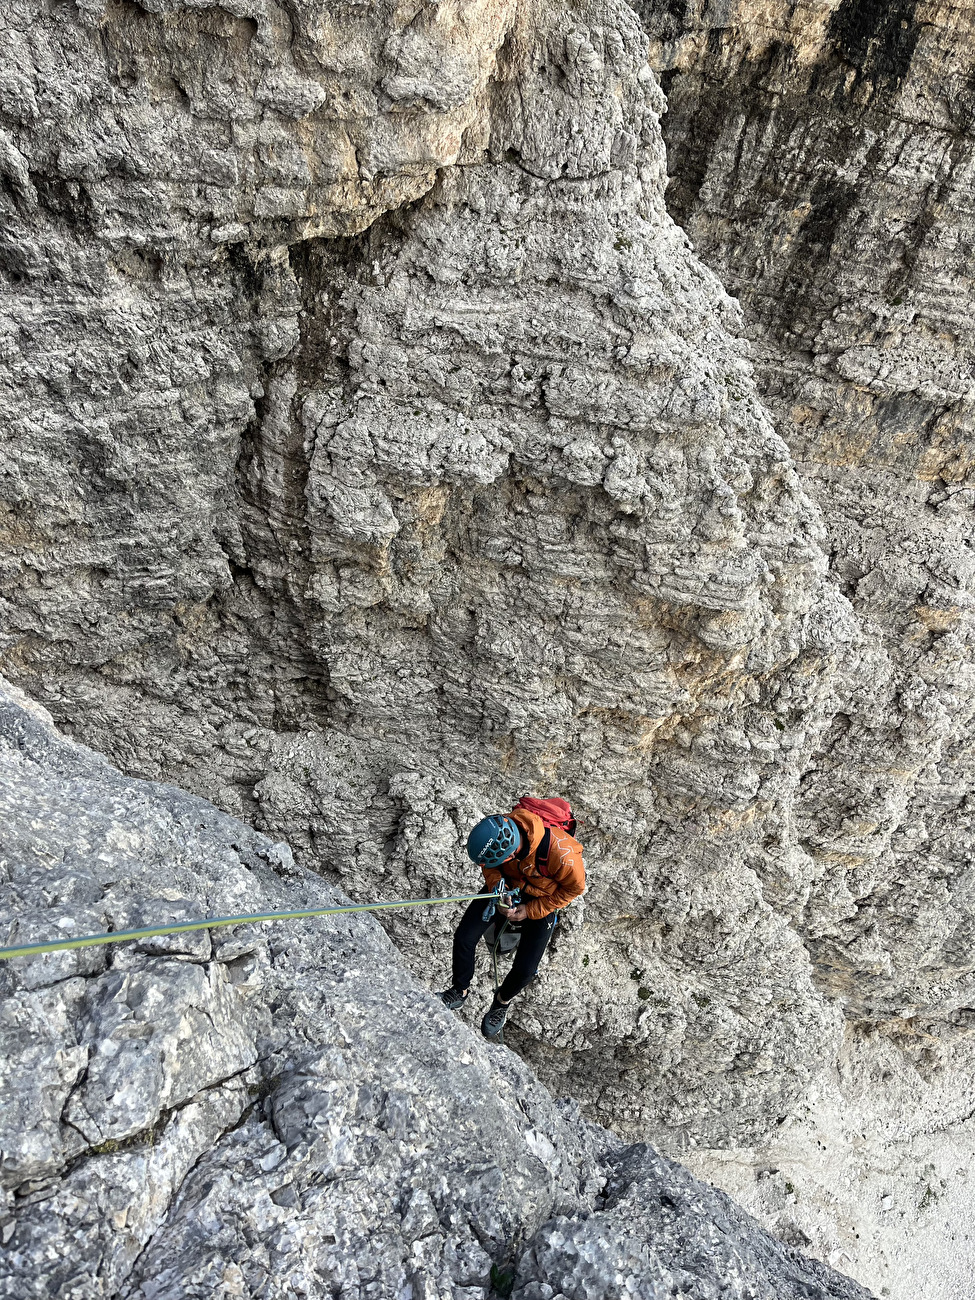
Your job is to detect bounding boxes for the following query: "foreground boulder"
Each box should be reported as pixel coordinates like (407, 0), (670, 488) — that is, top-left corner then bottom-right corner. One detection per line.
(0, 678), (870, 1299)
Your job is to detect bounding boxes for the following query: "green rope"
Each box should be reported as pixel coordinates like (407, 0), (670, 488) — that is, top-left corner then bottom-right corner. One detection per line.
(490, 917), (513, 1045)
(491, 918), (509, 1001)
(0, 891), (495, 963)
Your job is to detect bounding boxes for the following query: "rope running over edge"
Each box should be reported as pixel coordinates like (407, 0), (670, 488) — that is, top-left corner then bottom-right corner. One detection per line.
(0, 892), (496, 962)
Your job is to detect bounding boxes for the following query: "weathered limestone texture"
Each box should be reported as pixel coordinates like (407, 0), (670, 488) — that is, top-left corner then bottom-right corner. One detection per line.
(630, 0), (975, 1292)
(639, 1), (975, 1011)
(0, 0), (854, 1153)
(0, 677), (873, 1300)
(1, 0), (973, 1293)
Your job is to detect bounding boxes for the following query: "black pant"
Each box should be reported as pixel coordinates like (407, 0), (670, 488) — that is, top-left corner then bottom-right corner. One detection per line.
(452, 898), (556, 1002)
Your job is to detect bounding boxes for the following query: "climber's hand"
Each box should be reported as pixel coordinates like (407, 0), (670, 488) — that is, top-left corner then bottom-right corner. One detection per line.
(501, 903), (528, 922)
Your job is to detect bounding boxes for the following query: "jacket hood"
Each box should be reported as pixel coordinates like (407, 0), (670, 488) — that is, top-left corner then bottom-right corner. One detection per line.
(510, 807), (545, 858)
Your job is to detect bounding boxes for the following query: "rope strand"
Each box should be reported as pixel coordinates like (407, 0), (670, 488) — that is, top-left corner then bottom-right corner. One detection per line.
(0, 891), (495, 962)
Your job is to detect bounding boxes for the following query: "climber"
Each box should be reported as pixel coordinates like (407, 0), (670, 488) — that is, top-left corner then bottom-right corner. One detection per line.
(439, 796), (585, 1041)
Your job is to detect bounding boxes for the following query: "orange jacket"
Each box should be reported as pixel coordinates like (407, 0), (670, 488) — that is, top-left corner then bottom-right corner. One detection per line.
(481, 807), (585, 920)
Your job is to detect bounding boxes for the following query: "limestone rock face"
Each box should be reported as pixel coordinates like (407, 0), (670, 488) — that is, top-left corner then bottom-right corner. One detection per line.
(630, 0), (975, 1290)
(0, 0), (852, 1156)
(639, 0), (975, 1021)
(0, 0), (973, 1293)
(0, 678), (871, 1300)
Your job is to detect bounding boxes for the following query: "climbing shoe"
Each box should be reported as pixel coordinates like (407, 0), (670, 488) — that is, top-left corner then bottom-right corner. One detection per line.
(481, 998), (508, 1041)
(439, 986), (468, 1011)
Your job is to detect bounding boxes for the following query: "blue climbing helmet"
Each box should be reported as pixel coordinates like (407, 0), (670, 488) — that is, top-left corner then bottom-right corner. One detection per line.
(467, 814), (522, 868)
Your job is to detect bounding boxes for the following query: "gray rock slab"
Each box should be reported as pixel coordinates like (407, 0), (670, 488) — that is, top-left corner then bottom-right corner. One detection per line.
(0, 679), (871, 1298)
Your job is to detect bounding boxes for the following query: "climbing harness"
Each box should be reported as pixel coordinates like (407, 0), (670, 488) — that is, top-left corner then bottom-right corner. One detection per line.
(0, 890), (496, 963)
(481, 885), (521, 1043)
(443, 881), (522, 1043)
(482, 882), (521, 981)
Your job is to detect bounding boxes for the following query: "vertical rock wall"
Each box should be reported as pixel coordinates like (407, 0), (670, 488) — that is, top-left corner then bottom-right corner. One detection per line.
(631, 1), (975, 1291)
(639, 2), (975, 1013)
(1, 0), (854, 1148)
(2, 0), (975, 1292)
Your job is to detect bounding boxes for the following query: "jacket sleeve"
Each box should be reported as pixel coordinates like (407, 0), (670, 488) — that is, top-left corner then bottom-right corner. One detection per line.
(523, 842), (585, 920)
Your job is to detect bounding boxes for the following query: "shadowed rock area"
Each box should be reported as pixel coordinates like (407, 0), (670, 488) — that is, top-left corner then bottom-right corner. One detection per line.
(625, 2), (975, 1291)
